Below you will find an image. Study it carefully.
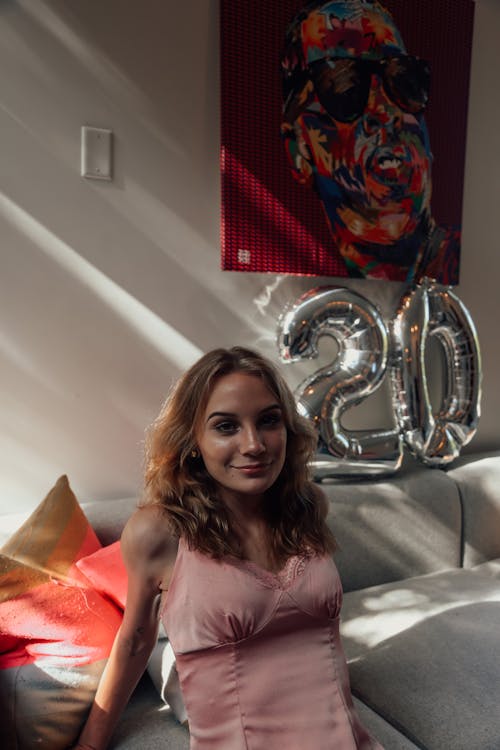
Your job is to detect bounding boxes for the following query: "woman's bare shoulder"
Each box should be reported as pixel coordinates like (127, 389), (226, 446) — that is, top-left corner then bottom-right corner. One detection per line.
(121, 504), (177, 567)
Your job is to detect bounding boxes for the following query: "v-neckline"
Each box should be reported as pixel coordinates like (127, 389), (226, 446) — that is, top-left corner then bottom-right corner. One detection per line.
(226, 552), (311, 589)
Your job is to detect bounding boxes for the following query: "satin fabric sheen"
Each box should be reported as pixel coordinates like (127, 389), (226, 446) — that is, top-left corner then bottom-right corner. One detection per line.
(162, 538), (383, 750)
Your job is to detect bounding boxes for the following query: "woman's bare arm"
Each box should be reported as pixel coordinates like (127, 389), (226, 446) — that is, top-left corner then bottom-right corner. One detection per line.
(73, 505), (177, 750)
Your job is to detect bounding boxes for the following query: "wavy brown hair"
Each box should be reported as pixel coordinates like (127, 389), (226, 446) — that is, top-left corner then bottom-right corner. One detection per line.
(142, 346), (335, 560)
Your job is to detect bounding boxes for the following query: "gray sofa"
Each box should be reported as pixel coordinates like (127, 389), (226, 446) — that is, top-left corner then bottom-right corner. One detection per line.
(81, 451), (500, 750)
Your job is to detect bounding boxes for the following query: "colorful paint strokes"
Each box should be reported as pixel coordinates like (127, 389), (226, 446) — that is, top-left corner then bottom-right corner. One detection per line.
(221, 0), (474, 283)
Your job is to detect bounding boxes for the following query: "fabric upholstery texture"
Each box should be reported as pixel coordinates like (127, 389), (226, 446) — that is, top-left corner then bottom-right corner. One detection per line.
(446, 451), (500, 567)
(352, 698), (420, 750)
(322, 462), (462, 592)
(110, 673), (189, 750)
(0, 476), (123, 750)
(341, 560), (500, 750)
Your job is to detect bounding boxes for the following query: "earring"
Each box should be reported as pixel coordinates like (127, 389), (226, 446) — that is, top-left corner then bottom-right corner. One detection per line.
(191, 448), (199, 458)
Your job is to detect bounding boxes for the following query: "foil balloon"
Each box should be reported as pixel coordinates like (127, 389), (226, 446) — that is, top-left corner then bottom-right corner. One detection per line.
(390, 279), (482, 466)
(278, 286), (403, 478)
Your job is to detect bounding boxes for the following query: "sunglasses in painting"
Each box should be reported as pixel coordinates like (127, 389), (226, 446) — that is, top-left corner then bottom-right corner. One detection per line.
(307, 55), (431, 123)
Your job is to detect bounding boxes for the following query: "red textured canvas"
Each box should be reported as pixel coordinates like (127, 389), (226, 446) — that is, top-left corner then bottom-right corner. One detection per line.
(221, 0), (474, 282)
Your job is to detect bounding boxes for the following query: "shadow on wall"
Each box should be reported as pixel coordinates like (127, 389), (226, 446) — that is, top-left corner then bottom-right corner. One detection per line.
(0, 0), (407, 509)
(0, 0), (285, 508)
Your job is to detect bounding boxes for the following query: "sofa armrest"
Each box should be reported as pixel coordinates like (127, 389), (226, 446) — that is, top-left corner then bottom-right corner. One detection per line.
(446, 450), (500, 567)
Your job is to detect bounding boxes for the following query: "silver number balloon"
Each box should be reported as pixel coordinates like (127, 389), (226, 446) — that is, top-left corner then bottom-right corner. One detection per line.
(390, 279), (482, 465)
(278, 286), (403, 478)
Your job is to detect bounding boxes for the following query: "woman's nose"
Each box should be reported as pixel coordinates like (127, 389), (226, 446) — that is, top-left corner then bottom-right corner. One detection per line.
(240, 426), (265, 455)
(362, 74), (403, 137)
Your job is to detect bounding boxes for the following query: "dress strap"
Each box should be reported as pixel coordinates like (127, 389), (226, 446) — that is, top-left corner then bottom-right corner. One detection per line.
(158, 535), (182, 592)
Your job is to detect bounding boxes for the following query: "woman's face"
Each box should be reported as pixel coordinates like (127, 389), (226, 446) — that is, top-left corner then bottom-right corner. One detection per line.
(195, 372), (287, 510)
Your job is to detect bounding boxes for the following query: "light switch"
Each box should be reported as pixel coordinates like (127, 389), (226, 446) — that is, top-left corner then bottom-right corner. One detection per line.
(81, 126), (113, 180)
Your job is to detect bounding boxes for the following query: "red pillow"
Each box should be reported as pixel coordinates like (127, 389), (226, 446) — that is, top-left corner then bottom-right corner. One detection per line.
(76, 540), (128, 609)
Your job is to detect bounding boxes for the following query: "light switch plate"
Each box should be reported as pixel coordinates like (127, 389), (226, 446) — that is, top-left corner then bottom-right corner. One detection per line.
(81, 126), (113, 180)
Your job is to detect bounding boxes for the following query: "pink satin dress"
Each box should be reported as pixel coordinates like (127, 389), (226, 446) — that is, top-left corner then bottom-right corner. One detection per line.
(162, 537), (383, 750)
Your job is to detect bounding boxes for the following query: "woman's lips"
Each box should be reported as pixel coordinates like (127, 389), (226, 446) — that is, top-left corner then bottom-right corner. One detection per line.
(232, 463), (271, 475)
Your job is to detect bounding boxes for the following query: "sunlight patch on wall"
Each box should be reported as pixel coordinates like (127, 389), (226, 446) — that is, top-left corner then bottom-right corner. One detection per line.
(0, 192), (202, 369)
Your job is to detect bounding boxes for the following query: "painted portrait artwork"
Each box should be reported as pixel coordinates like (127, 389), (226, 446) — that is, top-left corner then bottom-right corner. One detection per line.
(221, 0), (475, 283)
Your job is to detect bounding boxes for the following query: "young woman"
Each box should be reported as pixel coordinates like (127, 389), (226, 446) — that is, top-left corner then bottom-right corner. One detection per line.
(74, 347), (382, 749)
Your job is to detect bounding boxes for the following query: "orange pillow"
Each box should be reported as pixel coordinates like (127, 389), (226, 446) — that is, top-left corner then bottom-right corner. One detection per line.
(0, 476), (123, 750)
(76, 540), (128, 609)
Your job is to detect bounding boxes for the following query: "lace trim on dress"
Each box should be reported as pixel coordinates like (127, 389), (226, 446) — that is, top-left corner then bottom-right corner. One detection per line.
(227, 551), (313, 590)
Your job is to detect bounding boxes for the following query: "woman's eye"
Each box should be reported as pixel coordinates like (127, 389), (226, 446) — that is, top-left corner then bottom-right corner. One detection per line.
(260, 412), (283, 428)
(214, 421), (238, 434)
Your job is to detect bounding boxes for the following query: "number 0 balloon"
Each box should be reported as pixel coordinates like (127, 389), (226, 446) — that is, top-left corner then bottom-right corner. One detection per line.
(390, 279), (482, 465)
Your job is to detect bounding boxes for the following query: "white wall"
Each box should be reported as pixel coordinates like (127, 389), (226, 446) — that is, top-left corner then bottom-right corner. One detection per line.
(0, 0), (498, 513)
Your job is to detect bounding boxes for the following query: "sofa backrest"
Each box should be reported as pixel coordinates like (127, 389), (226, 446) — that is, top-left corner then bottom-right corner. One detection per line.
(82, 496), (138, 546)
(323, 460), (463, 593)
(446, 450), (500, 568)
(81, 452), (500, 592)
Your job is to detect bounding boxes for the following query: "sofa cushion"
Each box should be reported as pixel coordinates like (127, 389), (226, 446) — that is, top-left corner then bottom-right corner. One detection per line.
(0, 476), (123, 750)
(446, 451), (500, 567)
(110, 673), (189, 750)
(76, 540), (128, 609)
(323, 462), (462, 592)
(341, 560), (500, 750)
(352, 697), (420, 750)
(0, 475), (101, 580)
(147, 637), (188, 726)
